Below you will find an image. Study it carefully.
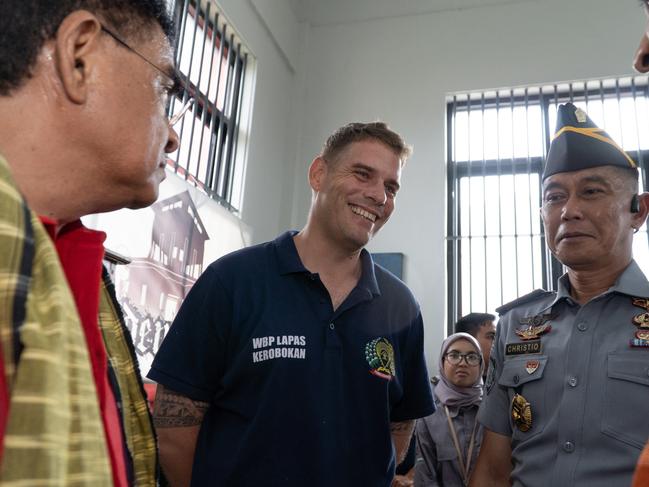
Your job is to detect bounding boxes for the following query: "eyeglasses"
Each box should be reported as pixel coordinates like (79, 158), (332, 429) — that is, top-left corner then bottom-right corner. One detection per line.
(100, 24), (193, 127)
(169, 98), (195, 127)
(444, 351), (481, 366)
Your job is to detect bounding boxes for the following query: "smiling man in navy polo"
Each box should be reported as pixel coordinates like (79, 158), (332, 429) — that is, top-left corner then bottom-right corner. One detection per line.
(148, 122), (435, 486)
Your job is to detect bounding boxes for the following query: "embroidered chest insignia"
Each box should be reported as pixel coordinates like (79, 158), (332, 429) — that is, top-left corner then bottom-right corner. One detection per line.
(511, 393), (533, 432)
(365, 337), (396, 380)
(525, 360), (540, 375)
(515, 313), (554, 341)
(630, 297), (649, 347)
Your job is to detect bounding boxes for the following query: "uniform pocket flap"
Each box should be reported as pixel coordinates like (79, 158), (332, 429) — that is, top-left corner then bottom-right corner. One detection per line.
(497, 355), (547, 388)
(607, 352), (649, 386)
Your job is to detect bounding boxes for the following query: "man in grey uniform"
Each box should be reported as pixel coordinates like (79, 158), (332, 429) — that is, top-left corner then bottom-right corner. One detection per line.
(469, 103), (649, 487)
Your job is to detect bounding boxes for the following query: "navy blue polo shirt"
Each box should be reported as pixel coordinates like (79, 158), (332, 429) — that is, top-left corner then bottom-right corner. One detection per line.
(149, 232), (434, 486)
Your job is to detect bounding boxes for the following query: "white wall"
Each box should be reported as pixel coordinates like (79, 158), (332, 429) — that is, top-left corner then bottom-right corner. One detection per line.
(288, 0), (647, 373)
(213, 0), (302, 242)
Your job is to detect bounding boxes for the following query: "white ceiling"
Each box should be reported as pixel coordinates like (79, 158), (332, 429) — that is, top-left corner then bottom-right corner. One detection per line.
(288, 0), (536, 26)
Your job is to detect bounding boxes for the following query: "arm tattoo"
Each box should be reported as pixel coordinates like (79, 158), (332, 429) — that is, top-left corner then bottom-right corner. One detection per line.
(390, 420), (415, 433)
(153, 386), (210, 428)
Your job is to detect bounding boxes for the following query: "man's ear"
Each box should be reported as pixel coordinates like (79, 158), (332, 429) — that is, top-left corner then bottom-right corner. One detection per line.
(53, 11), (103, 104)
(632, 192), (649, 230)
(308, 156), (328, 192)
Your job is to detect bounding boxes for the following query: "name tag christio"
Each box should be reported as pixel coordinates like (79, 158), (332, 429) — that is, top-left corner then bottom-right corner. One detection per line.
(505, 340), (542, 355)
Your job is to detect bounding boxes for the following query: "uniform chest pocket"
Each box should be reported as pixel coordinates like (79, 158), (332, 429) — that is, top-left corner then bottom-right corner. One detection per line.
(497, 355), (548, 440)
(435, 436), (458, 462)
(601, 352), (649, 450)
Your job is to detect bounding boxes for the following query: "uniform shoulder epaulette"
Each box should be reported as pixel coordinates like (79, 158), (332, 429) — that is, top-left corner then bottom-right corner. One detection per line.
(495, 289), (552, 316)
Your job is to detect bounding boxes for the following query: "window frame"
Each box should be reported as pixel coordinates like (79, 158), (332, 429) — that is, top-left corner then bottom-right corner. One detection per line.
(447, 79), (649, 333)
(168, 0), (249, 212)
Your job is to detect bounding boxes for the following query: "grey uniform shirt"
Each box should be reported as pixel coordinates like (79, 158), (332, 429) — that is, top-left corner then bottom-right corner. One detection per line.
(414, 395), (483, 487)
(478, 260), (649, 487)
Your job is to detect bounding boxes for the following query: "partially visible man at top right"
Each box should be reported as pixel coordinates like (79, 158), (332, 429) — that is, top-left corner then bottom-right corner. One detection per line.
(469, 103), (649, 487)
(631, 3), (649, 485)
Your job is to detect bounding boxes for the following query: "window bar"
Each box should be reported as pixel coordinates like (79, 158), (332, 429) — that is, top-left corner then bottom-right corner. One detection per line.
(175, 2), (201, 181)
(193, 10), (220, 189)
(495, 91), (504, 308)
(225, 52), (247, 207)
(598, 80), (607, 132)
(480, 93), (488, 311)
(467, 94), (473, 312)
(227, 52), (248, 210)
(191, 2), (214, 184)
(615, 79), (625, 150)
(171, 0), (191, 173)
(539, 91), (552, 290)
(509, 90), (520, 297)
(206, 22), (227, 196)
(184, 1), (211, 185)
(523, 88), (536, 288)
(631, 78), (643, 169)
(550, 84), (564, 287)
(222, 40), (244, 203)
(447, 96), (459, 331)
(214, 33), (236, 199)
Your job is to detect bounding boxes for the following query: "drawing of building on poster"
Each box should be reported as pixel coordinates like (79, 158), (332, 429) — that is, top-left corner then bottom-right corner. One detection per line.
(114, 190), (209, 375)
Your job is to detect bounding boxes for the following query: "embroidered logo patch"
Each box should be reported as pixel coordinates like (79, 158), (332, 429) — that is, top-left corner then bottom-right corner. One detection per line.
(365, 337), (395, 380)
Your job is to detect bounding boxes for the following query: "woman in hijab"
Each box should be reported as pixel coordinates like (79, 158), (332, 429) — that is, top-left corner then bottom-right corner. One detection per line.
(414, 332), (484, 487)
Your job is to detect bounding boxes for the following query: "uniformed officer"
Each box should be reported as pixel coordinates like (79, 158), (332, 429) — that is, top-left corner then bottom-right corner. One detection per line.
(469, 103), (649, 487)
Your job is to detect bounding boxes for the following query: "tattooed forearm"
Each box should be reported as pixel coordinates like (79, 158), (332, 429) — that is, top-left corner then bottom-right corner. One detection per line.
(391, 420), (416, 465)
(153, 385), (210, 428)
(390, 420), (415, 433)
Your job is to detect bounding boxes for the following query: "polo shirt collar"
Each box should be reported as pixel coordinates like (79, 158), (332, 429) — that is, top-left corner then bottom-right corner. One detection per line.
(274, 231), (380, 296)
(275, 231), (307, 275)
(358, 248), (380, 297)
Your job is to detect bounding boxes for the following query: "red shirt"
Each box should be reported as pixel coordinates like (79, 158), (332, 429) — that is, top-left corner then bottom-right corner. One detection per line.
(42, 218), (129, 487)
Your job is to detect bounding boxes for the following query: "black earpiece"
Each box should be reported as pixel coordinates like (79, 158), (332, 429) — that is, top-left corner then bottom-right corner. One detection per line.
(631, 194), (640, 213)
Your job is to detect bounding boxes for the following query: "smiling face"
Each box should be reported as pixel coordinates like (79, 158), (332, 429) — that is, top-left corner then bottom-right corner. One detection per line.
(541, 166), (638, 270)
(308, 139), (402, 252)
(442, 338), (482, 388)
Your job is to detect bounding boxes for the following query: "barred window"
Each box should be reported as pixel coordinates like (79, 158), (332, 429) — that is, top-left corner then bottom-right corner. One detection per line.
(168, 0), (250, 212)
(447, 78), (649, 329)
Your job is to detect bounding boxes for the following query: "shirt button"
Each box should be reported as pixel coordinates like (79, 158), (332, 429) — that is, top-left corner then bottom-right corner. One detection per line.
(513, 375), (520, 384)
(329, 323), (335, 330)
(563, 441), (575, 453)
(568, 377), (578, 387)
(577, 322), (588, 331)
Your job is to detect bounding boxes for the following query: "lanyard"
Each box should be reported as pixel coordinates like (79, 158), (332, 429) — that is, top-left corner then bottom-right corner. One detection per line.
(444, 405), (478, 487)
